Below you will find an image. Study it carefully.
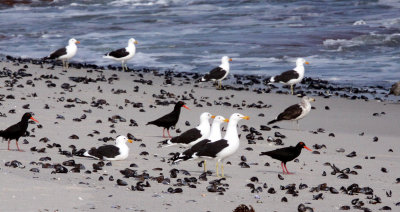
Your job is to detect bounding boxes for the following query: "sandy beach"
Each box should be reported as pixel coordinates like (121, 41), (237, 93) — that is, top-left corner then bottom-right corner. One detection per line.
(0, 58), (399, 212)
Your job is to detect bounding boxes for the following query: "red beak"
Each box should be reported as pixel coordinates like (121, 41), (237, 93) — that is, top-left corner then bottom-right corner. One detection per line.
(182, 105), (190, 110)
(30, 117), (39, 123)
(304, 146), (312, 151)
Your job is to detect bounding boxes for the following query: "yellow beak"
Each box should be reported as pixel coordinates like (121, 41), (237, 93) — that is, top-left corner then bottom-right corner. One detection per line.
(128, 139), (133, 143)
(224, 119), (229, 122)
(211, 115), (216, 119)
(76, 41), (80, 44)
(305, 61), (309, 65)
(134, 41), (138, 44)
(242, 116), (250, 120)
(311, 98), (316, 102)
(229, 58), (233, 62)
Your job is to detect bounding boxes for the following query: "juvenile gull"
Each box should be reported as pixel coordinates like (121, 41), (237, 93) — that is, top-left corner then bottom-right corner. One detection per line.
(268, 96), (315, 130)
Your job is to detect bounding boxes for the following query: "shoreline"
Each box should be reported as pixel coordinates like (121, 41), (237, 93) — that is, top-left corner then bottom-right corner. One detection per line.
(1, 55), (397, 103)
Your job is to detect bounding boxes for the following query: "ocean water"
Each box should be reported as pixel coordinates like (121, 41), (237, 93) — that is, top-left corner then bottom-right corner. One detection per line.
(0, 0), (400, 86)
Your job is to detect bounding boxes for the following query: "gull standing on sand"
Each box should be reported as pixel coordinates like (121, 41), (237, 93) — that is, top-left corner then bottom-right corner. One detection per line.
(268, 58), (309, 95)
(83, 135), (134, 161)
(160, 112), (213, 148)
(268, 96), (315, 130)
(172, 113), (248, 177)
(199, 56), (232, 89)
(103, 38), (138, 71)
(44, 38), (80, 69)
(170, 115), (229, 173)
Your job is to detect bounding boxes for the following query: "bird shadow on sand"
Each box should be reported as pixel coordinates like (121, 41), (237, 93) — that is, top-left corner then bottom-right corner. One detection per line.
(0, 149), (24, 152)
(256, 170), (295, 175)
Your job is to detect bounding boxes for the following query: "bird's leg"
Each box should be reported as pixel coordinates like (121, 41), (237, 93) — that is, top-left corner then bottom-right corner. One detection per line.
(125, 63), (128, 71)
(216, 161), (219, 177)
(291, 84), (294, 95)
(167, 129), (172, 138)
(121, 61), (125, 71)
(7, 139), (10, 151)
(284, 163), (292, 175)
(66, 60), (69, 69)
(281, 162), (287, 174)
(221, 163), (224, 178)
(203, 160), (207, 173)
(218, 81), (221, 90)
(162, 128), (166, 138)
(62, 60), (65, 69)
(16, 140), (23, 152)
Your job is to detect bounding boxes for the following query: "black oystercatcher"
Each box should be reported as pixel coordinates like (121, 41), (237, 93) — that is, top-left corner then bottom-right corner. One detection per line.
(259, 141), (311, 174)
(267, 58), (309, 95)
(43, 38), (80, 69)
(199, 56), (232, 89)
(83, 135), (133, 161)
(0, 112), (38, 151)
(146, 101), (190, 138)
(268, 96), (315, 130)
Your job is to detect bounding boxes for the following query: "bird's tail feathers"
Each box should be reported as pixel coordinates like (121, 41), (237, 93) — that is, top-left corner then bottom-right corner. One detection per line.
(267, 119), (278, 125)
(0, 130), (3, 137)
(259, 152), (271, 156)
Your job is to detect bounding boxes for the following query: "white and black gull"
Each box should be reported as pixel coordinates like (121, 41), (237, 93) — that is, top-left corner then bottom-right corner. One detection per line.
(44, 38), (80, 69)
(268, 96), (315, 130)
(171, 113), (249, 177)
(83, 135), (133, 161)
(199, 56), (232, 89)
(160, 112), (213, 148)
(103, 38), (138, 71)
(268, 58), (309, 95)
(170, 115), (229, 172)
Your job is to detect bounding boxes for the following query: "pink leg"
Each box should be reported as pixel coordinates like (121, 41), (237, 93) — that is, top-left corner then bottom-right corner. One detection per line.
(167, 129), (172, 138)
(7, 140), (10, 151)
(284, 163), (292, 175)
(16, 140), (24, 152)
(163, 128), (166, 138)
(281, 162), (287, 174)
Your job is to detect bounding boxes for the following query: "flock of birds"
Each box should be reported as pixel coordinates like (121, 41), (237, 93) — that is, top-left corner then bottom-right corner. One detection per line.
(1, 94), (314, 177)
(0, 37), (317, 178)
(42, 38), (310, 93)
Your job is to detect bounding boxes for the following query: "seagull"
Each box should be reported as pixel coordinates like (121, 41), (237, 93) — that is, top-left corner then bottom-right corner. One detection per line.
(268, 96), (315, 130)
(103, 38), (138, 71)
(44, 38), (80, 69)
(0, 113), (39, 151)
(169, 115), (229, 172)
(268, 58), (309, 95)
(199, 56), (232, 89)
(83, 135), (133, 161)
(260, 141), (312, 174)
(160, 112), (213, 148)
(146, 101), (190, 138)
(171, 113), (248, 177)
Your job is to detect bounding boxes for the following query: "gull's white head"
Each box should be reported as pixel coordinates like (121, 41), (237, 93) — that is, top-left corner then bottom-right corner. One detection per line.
(212, 115), (229, 124)
(296, 58), (309, 66)
(69, 38), (80, 45)
(129, 38), (138, 45)
(301, 96), (315, 103)
(115, 135), (133, 145)
(221, 56), (232, 64)
(229, 113), (250, 122)
(200, 112), (213, 121)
